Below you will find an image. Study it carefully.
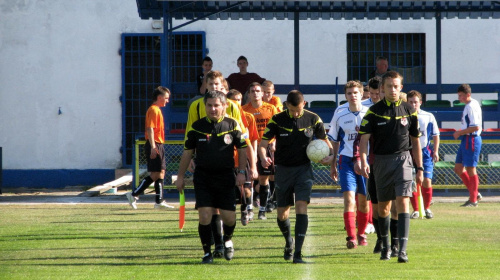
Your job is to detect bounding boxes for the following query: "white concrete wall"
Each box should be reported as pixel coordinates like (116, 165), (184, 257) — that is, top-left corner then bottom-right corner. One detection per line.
(1, 1), (498, 171)
(0, 0), (157, 169)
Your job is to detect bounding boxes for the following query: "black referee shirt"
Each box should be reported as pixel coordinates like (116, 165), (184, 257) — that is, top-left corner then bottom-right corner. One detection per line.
(185, 116), (247, 170)
(262, 109), (327, 167)
(359, 98), (420, 155)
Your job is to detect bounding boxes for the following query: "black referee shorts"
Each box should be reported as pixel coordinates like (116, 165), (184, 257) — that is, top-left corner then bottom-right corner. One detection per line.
(193, 168), (237, 211)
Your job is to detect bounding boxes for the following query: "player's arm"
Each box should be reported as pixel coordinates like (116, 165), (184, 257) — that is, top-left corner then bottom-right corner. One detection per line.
(453, 126), (480, 140)
(146, 127), (158, 159)
(432, 135), (440, 162)
(411, 136), (423, 186)
(236, 147), (247, 186)
(327, 141), (340, 181)
(359, 133), (371, 178)
(258, 139), (272, 168)
(176, 149), (194, 194)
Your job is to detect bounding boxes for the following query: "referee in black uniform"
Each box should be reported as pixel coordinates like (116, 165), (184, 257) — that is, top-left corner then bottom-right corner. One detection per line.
(176, 90), (247, 264)
(358, 71), (423, 263)
(259, 90), (331, 264)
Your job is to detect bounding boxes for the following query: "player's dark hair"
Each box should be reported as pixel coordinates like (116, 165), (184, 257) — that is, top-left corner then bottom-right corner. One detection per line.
(247, 82), (262, 93)
(152, 86), (170, 101)
(368, 76), (381, 89)
(227, 89), (242, 100)
(381, 71), (404, 86)
(237, 55), (248, 62)
(458, 84), (471, 94)
(376, 56), (388, 62)
(286, 90), (304, 106)
(204, 90), (227, 105)
(407, 90), (422, 101)
(202, 56), (212, 63)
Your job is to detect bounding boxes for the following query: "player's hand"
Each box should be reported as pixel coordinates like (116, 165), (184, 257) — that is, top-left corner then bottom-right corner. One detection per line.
(236, 173), (245, 186)
(354, 160), (362, 175)
(319, 155), (333, 165)
(175, 177), (185, 194)
(269, 141), (276, 153)
(432, 150), (439, 163)
(453, 131), (460, 140)
(150, 148), (158, 159)
(360, 161), (370, 178)
(330, 166), (338, 182)
(250, 167), (258, 180)
(260, 157), (272, 168)
(187, 159), (196, 173)
(416, 170), (424, 186)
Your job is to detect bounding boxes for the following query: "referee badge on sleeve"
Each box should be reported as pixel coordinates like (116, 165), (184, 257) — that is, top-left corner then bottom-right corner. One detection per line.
(224, 134), (233, 144)
(401, 117), (408, 126)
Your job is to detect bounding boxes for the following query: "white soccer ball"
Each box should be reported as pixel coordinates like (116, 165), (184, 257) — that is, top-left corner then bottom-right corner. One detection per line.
(306, 139), (330, 163)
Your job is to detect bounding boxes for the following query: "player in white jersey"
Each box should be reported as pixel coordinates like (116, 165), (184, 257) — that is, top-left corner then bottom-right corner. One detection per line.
(321, 80), (370, 249)
(407, 90), (440, 219)
(361, 77), (382, 108)
(452, 84), (483, 207)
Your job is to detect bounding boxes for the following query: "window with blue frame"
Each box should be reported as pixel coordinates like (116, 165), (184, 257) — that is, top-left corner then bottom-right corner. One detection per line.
(121, 32), (205, 167)
(347, 33), (426, 84)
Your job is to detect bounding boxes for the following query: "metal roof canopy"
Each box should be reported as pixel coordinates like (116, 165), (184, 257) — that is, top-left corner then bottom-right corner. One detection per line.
(137, 1), (500, 21)
(135, 1), (500, 97)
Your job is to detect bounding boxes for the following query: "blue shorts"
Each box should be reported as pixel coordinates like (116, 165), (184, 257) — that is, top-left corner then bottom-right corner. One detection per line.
(422, 147), (434, 179)
(339, 155), (367, 195)
(455, 135), (482, 167)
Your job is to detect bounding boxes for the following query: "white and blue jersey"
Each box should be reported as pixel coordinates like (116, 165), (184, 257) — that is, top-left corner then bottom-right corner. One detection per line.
(328, 105), (368, 194)
(460, 98), (482, 136)
(456, 98), (482, 167)
(361, 98), (374, 107)
(418, 109), (440, 179)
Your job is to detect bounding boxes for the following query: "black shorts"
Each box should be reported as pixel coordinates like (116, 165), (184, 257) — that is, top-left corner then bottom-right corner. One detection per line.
(274, 163), (313, 207)
(367, 164), (378, 204)
(257, 146), (275, 176)
(193, 168), (237, 211)
(144, 141), (166, 172)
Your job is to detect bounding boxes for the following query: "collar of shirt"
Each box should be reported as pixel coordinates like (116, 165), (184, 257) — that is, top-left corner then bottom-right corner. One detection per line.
(286, 109), (304, 119)
(205, 116), (224, 123)
(382, 98), (403, 107)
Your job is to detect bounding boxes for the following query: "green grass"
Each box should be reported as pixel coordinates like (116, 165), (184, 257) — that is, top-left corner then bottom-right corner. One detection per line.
(1, 203), (499, 279)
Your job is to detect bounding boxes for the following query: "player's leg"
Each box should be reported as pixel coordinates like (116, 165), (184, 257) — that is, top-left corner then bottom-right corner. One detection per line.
(291, 163), (313, 264)
(275, 164), (296, 262)
(212, 169), (238, 261)
(390, 201), (399, 257)
(462, 135), (482, 206)
(258, 175), (270, 219)
(198, 207), (215, 264)
(355, 172), (369, 246)
(394, 153), (413, 263)
(356, 193), (369, 246)
(343, 191), (357, 249)
(340, 157), (358, 249)
(368, 166), (382, 253)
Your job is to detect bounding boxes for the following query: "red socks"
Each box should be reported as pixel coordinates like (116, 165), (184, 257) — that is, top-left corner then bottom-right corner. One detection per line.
(357, 210), (369, 235)
(460, 172), (471, 192)
(422, 187), (433, 209)
(469, 175), (479, 203)
(410, 191), (419, 211)
(344, 212), (356, 238)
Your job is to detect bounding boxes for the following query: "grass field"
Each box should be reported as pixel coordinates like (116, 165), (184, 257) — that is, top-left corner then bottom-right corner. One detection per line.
(1, 202), (499, 280)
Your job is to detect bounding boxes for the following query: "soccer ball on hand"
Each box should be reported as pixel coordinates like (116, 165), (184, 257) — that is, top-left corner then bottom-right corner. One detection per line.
(306, 139), (330, 163)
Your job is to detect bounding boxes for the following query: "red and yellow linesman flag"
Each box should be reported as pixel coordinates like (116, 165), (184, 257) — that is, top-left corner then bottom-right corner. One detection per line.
(179, 191), (185, 232)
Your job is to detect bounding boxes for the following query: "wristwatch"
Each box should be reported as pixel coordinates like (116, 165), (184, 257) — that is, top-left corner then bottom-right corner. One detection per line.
(416, 167), (424, 172)
(238, 169), (245, 174)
